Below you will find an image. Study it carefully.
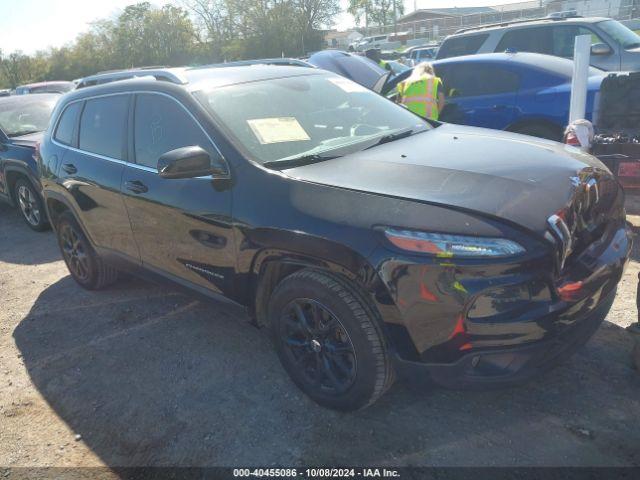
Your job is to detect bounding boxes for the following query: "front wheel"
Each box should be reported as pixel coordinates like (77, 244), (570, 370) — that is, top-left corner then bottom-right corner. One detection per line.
(268, 270), (394, 411)
(14, 177), (48, 231)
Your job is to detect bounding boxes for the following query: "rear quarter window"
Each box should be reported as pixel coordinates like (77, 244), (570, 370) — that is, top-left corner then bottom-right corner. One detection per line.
(437, 34), (489, 59)
(54, 102), (82, 146)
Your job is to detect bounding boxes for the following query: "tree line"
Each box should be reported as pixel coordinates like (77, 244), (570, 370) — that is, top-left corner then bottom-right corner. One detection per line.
(0, 0), (343, 88)
(0, 0), (401, 89)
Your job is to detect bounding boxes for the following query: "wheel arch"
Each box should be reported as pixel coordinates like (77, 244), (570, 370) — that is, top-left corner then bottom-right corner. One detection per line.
(4, 165), (39, 207)
(44, 192), (90, 240)
(248, 248), (417, 362)
(250, 250), (367, 327)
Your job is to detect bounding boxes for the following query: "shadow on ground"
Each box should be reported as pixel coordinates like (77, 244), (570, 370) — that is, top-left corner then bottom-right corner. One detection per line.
(13, 275), (640, 467)
(0, 203), (60, 265)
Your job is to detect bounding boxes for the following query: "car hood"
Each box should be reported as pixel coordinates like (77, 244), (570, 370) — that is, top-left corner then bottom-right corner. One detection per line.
(283, 124), (611, 236)
(11, 131), (44, 148)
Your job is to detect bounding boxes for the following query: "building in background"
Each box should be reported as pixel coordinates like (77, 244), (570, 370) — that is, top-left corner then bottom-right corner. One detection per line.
(546, 0), (633, 17)
(324, 30), (363, 49)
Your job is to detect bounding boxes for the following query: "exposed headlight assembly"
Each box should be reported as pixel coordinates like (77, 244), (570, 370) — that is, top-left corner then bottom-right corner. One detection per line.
(384, 228), (526, 258)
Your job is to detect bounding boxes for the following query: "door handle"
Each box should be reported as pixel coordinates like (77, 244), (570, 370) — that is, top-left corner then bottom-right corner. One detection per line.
(61, 163), (77, 174)
(124, 180), (148, 194)
(492, 104), (507, 111)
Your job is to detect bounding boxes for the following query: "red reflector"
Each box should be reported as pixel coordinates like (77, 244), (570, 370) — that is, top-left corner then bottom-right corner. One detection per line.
(557, 281), (584, 301)
(386, 235), (443, 254)
(420, 282), (438, 302)
(450, 315), (466, 338)
(460, 343), (473, 351)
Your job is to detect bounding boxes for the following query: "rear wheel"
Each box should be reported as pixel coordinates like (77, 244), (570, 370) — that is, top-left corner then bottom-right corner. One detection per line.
(55, 211), (119, 290)
(268, 269), (394, 411)
(14, 177), (48, 231)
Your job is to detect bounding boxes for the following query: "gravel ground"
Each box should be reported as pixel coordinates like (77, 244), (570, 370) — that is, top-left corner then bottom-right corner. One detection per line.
(1, 200), (639, 469)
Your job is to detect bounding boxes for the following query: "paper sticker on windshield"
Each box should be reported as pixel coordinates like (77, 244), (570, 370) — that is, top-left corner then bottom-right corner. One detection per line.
(247, 117), (311, 144)
(328, 77), (368, 93)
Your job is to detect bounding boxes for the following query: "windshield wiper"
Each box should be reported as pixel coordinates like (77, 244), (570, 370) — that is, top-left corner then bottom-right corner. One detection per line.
(364, 129), (417, 150)
(262, 154), (340, 170)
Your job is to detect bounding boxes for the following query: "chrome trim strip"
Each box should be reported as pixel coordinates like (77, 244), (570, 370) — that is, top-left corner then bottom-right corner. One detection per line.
(586, 178), (599, 206)
(547, 214), (572, 270)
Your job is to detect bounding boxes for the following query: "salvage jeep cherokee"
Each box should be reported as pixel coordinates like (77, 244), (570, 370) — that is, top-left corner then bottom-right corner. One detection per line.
(38, 66), (632, 410)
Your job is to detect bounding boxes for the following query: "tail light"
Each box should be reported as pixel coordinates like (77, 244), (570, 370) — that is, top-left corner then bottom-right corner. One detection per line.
(32, 141), (41, 162)
(564, 132), (581, 147)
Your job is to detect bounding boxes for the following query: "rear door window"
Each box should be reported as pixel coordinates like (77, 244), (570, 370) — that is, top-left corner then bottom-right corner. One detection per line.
(54, 102), (82, 146)
(79, 95), (129, 160)
(495, 27), (553, 54)
(437, 34), (489, 59)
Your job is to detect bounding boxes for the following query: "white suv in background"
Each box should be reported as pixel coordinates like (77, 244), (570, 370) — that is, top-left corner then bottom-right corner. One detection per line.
(436, 15), (640, 71)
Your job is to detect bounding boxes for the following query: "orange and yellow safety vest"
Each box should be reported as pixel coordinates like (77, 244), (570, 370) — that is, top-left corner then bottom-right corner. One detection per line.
(397, 75), (442, 120)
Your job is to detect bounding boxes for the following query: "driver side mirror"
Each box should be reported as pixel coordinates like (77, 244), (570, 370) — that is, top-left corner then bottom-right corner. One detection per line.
(591, 43), (612, 56)
(158, 146), (228, 179)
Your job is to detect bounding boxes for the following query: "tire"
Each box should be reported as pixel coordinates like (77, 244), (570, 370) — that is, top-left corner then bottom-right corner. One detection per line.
(13, 177), (49, 232)
(268, 269), (394, 411)
(55, 211), (119, 290)
(512, 123), (562, 142)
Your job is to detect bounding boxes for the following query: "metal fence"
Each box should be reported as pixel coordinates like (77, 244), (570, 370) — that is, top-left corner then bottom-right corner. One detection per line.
(362, 1), (640, 43)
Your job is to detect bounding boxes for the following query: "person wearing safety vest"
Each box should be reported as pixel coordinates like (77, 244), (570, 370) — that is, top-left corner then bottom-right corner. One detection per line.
(396, 62), (445, 121)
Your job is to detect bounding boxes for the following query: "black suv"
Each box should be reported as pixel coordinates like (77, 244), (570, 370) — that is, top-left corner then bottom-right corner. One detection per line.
(1, 93), (59, 231)
(39, 66), (631, 410)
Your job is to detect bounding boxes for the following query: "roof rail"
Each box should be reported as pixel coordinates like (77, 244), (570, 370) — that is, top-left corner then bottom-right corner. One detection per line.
(192, 58), (314, 69)
(76, 68), (188, 90)
(454, 13), (582, 35)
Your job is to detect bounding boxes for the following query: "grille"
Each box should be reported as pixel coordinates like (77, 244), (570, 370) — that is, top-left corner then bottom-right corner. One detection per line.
(546, 170), (620, 272)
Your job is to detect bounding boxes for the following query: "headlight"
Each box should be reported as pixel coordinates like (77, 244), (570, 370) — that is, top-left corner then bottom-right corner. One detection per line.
(383, 228), (526, 258)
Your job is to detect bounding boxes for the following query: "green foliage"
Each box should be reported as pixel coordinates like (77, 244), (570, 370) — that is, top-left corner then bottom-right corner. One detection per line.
(347, 0), (403, 28)
(0, 0), (341, 88)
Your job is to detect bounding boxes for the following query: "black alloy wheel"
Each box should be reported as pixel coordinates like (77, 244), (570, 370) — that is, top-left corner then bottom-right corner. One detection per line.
(269, 269), (394, 411)
(60, 222), (91, 283)
(55, 211), (119, 290)
(280, 298), (357, 395)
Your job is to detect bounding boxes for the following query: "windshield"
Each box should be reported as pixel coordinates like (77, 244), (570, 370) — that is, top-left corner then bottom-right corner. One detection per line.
(0, 95), (58, 137)
(598, 20), (640, 49)
(194, 73), (430, 165)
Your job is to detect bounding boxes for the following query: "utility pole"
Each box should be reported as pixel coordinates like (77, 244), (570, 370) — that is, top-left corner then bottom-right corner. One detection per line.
(365, 3), (369, 37)
(393, 0), (398, 35)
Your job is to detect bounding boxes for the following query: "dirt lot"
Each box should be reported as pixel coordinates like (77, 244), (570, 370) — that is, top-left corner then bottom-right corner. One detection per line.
(1, 200), (640, 469)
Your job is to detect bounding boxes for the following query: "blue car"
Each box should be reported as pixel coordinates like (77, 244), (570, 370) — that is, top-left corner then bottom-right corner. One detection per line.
(432, 52), (606, 141)
(0, 94), (59, 231)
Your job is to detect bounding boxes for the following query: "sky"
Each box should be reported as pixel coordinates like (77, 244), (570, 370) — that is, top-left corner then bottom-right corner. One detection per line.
(0, 0), (518, 54)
